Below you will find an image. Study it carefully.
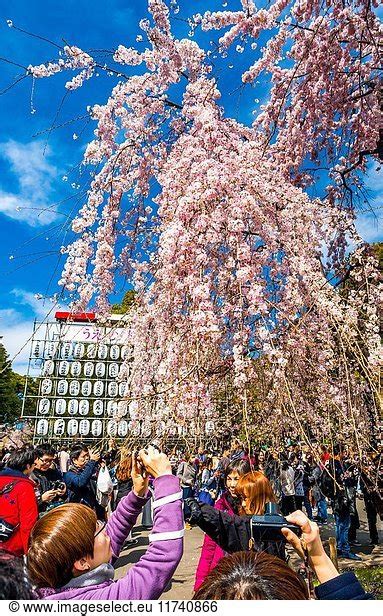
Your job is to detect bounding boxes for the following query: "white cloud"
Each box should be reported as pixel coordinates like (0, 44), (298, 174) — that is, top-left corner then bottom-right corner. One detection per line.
(364, 161), (383, 193)
(355, 161), (383, 243)
(0, 288), (65, 374)
(0, 308), (20, 326)
(0, 140), (61, 226)
(0, 317), (34, 375)
(10, 288), (54, 320)
(354, 205), (383, 243)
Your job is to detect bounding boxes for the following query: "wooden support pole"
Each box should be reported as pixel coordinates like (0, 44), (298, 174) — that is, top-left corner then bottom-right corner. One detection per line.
(329, 536), (339, 572)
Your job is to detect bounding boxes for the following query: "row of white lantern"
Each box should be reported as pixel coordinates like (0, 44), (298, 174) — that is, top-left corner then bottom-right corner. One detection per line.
(40, 379), (129, 397)
(38, 398), (129, 416)
(34, 342), (132, 361)
(35, 418), (130, 437)
(42, 360), (122, 378)
(60, 380), (116, 397)
(35, 418), (215, 438)
(35, 418), (206, 438)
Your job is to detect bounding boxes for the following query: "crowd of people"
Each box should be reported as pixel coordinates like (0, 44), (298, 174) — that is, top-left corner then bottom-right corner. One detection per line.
(175, 439), (381, 562)
(0, 437), (381, 600)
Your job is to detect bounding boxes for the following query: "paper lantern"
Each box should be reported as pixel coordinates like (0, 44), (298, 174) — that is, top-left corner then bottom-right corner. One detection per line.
(57, 380), (68, 396)
(41, 379), (52, 395)
(38, 398), (50, 415)
(79, 400), (90, 416)
(91, 419), (103, 436)
(68, 399), (79, 415)
(67, 419), (79, 436)
(81, 380), (92, 396)
(55, 399), (66, 415)
(36, 419), (49, 436)
(73, 343), (85, 358)
(93, 380), (104, 397)
(93, 400), (104, 416)
(69, 380), (80, 396)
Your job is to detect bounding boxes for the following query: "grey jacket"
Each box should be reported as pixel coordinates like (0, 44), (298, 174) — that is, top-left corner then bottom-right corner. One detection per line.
(177, 461), (197, 488)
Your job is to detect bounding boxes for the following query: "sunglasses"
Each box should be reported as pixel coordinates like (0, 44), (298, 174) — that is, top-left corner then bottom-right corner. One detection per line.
(94, 520), (107, 538)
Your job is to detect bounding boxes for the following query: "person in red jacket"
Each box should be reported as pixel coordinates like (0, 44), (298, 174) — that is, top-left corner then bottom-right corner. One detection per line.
(0, 446), (38, 557)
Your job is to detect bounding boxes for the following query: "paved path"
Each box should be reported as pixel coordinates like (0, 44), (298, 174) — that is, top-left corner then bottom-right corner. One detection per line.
(114, 500), (382, 599)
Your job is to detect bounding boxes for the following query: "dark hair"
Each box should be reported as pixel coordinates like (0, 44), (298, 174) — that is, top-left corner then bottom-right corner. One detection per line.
(0, 550), (36, 599)
(7, 446), (36, 472)
(103, 451), (117, 467)
(193, 551), (309, 600)
(70, 442), (89, 461)
(28, 503), (96, 588)
(333, 443), (344, 457)
(225, 458), (251, 479)
(34, 443), (56, 459)
(201, 457), (213, 470)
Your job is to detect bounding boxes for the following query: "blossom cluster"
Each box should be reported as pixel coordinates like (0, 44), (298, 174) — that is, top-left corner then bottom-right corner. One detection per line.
(28, 44), (95, 90)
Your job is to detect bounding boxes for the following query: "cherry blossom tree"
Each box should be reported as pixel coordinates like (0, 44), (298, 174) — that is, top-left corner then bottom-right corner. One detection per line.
(12, 0), (382, 456)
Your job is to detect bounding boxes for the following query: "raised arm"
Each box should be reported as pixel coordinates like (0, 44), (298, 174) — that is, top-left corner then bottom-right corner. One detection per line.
(89, 447), (184, 600)
(188, 499), (247, 553)
(106, 452), (150, 557)
(106, 490), (149, 558)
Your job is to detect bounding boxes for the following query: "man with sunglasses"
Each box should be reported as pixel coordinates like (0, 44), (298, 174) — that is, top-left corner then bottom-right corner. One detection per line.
(31, 444), (67, 514)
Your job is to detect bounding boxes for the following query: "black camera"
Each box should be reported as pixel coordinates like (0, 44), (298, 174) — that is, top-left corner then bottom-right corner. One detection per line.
(251, 502), (302, 542)
(52, 481), (66, 491)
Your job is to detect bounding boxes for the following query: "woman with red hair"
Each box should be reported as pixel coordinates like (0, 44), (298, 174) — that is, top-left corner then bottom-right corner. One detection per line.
(189, 470), (286, 562)
(236, 471), (277, 515)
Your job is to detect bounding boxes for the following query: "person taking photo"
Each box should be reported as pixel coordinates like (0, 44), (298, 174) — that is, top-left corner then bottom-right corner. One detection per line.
(28, 446), (184, 600)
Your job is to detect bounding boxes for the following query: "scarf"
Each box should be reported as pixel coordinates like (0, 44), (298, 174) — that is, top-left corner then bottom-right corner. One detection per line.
(61, 563), (115, 589)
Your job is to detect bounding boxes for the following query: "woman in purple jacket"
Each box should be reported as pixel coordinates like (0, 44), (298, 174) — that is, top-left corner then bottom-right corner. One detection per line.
(27, 446), (184, 600)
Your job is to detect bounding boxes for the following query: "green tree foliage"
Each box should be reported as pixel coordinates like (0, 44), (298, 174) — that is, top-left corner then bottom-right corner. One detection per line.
(111, 290), (136, 314)
(0, 338), (39, 425)
(371, 242), (383, 274)
(16, 373), (39, 418)
(0, 338), (21, 424)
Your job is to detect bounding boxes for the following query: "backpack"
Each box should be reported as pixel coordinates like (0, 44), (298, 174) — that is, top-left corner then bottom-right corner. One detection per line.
(320, 466), (336, 499)
(0, 482), (18, 541)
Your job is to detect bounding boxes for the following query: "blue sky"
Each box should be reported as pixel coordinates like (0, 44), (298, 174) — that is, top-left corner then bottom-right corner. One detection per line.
(0, 0), (381, 374)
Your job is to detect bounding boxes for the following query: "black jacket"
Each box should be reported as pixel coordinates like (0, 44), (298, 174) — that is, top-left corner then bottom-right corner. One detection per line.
(31, 467), (66, 513)
(316, 572), (374, 600)
(322, 459), (357, 516)
(360, 468), (383, 517)
(188, 500), (286, 561)
(115, 478), (133, 509)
